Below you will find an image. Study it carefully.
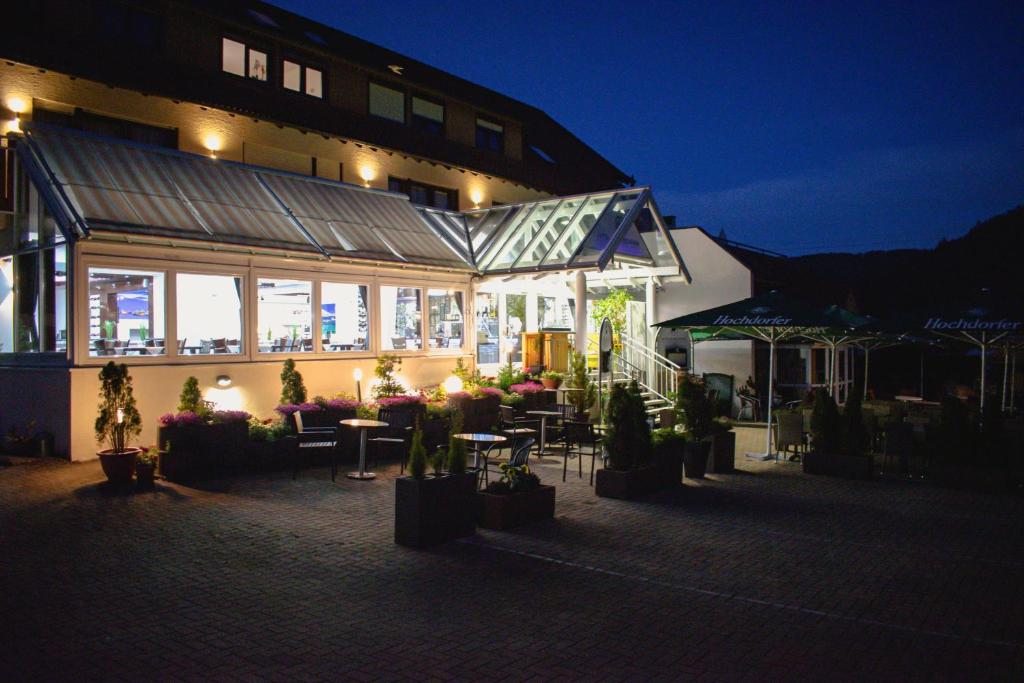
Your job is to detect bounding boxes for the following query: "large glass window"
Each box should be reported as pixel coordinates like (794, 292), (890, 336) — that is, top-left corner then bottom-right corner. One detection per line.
(177, 273), (243, 355)
(504, 293), (526, 364)
(0, 257), (12, 353)
(0, 237), (66, 353)
(388, 177), (457, 210)
(380, 286), (422, 351)
(369, 83), (405, 123)
(88, 267), (166, 357)
(321, 282), (369, 352)
(427, 289), (463, 350)
(412, 96), (444, 136)
(476, 118), (504, 153)
(475, 292), (499, 364)
(257, 278), (312, 353)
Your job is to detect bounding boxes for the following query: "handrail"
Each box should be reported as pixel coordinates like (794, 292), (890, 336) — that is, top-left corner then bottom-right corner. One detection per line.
(573, 330), (679, 405)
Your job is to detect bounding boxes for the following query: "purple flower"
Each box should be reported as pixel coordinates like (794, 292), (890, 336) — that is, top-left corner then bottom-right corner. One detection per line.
(275, 404), (300, 416)
(446, 391), (472, 401)
(158, 412), (177, 427)
(478, 386), (505, 398)
(324, 398), (361, 410)
(172, 411), (205, 427)
(510, 382), (545, 395)
(297, 402), (322, 413)
(377, 395), (425, 407)
(211, 410), (251, 424)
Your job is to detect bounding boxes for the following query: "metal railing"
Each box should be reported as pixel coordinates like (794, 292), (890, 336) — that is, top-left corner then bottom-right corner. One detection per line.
(572, 331), (681, 405)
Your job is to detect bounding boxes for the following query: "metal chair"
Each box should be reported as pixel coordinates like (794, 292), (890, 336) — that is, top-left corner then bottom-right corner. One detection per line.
(369, 406), (421, 473)
(562, 421), (602, 485)
(498, 405), (538, 454)
(775, 412), (805, 462)
(485, 437), (536, 485)
(738, 394), (761, 421)
(293, 410), (340, 481)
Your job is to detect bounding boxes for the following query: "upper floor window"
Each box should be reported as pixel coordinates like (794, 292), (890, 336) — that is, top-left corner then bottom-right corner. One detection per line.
(411, 96), (444, 136)
(476, 118), (504, 153)
(222, 37), (268, 82)
(388, 177), (458, 211)
(369, 83), (405, 123)
(99, 2), (162, 48)
(283, 60), (323, 98)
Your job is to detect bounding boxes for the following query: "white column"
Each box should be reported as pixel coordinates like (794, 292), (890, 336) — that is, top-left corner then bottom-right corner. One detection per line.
(574, 270), (587, 354)
(645, 276), (657, 391)
(525, 293), (539, 333)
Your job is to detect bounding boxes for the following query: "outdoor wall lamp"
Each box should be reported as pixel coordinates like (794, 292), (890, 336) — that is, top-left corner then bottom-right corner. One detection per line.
(353, 367), (363, 403)
(203, 132), (223, 159)
(216, 375), (232, 387)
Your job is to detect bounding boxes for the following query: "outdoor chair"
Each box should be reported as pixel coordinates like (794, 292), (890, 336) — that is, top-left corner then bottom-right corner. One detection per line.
(562, 420), (602, 485)
(775, 412), (805, 462)
(882, 421), (914, 475)
(369, 406), (420, 473)
(177, 338), (186, 354)
(391, 336), (407, 350)
(498, 405), (539, 454)
(484, 437), (536, 488)
(212, 338), (229, 354)
(738, 394), (761, 421)
(293, 410), (340, 481)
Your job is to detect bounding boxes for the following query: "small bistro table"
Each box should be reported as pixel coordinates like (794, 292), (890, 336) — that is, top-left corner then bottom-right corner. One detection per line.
(452, 433), (507, 469)
(526, 410), (561, 456)
(340, 418), (388, 480)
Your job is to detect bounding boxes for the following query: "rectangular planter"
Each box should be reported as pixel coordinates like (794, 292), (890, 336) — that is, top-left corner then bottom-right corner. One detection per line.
(477, 484), (556, 530)
(709, 432), (736, 473)
(157, 422), (249, 483)
(395, 470), (478, 548)
(803, 451), (873, 480)
(595, 465), (663, 500)
(653, 443), (683, 487)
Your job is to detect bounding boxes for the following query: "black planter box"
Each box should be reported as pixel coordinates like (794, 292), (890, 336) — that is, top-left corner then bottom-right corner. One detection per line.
(709, 432), (736, 473)
(477, 485), (555, 530)
(158, 422), (248, 483)
(595, 465), (663, 500)
(394, 470), (478, 548)
(653, 442), (684, 487)
(803, 451), (873, 480)
(683, 441), (710, 479)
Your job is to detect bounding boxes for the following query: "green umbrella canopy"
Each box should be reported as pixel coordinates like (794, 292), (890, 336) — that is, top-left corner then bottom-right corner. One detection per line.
(655, 290), (865, 342)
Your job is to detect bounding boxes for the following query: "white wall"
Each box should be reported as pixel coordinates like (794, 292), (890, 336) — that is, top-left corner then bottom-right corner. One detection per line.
(656, 228), (754, 413)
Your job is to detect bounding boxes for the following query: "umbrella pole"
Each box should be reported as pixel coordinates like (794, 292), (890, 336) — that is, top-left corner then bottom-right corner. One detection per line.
(1012, 352), (1017, 413)
(1002, 345), (1009, 413)
(980, 335), (987, 416)
(767, 337), (776, 459)
(863, 347), (870, 400)
(920, 351), (925, 398)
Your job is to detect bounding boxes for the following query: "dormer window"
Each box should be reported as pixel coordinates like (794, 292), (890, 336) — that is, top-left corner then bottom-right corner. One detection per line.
(411, 96), (444, 136)
(222, 37), (267, 82)
(476, 118), (504, 153)
(369, 83), (405, 123)
(283, 59), (323, 98)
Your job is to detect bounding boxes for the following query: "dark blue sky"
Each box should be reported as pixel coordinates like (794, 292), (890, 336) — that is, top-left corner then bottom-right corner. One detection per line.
(278, 0), (1024, 255)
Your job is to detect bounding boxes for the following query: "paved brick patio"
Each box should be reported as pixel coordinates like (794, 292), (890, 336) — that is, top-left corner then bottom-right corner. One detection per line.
(2, 449), (1023, 681)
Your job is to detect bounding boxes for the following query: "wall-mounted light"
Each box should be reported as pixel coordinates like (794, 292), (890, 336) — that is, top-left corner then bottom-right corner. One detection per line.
(3, 96), (27, 136)
(469, 187), (484, 208)
(358, 164), (377, 187)
(202, 132), (223, 159)
(216, 375), (232, 388)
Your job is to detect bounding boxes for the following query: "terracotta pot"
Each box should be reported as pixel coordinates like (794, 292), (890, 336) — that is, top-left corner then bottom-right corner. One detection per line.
(98, 448), (140, 486)
(540, 377), (562, 390)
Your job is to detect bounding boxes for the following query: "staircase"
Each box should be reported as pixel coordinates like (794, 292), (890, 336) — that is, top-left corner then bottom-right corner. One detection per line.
(581, 332), (681, 418)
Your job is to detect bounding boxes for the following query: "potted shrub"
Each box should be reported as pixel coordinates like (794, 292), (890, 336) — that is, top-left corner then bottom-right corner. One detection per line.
(509, 381), (547, 412)
(540, 371), (564, 390)
(394, 417), (478, 548)
(566, 350), (597, 420)
(477, 462), (555, 530)
(496, 360), (526, 392)
(94, 361), (143, 487)
(651, 427), (686, 486)
(136, 445), (160, 491)
(676, 374), (714, 478)
(595, 382), (660, 499)
(802, 388), (872, 479)
(279, 360), (308, 432)
(709, 418), (736, 473)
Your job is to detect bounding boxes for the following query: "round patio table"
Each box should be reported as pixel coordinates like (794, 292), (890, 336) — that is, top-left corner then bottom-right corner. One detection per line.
(526, 410), (561, 456)
(453, 433), (507, 469)
(340, 418), (388, 480)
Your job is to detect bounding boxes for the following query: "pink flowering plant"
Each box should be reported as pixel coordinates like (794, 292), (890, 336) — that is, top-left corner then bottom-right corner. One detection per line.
(509, 382), (545, 395)
(211, 410), (252, 424)
(377, 395), (425, 408)
(158, 411), (205, 428)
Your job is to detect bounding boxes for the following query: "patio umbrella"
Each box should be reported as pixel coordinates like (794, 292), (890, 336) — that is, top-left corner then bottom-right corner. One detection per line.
(655, 291), (867, 459)
(878, 291), (1023, 414)
(799, 306), (873, 399)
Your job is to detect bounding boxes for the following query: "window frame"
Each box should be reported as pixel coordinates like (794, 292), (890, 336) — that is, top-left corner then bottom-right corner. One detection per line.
(425, 288), (466, 354)
(378, 283), (426, 354)
(411, 94), (446, 137)
(368, 81), (407, 124)
(281, 56), (325, 99)
(221, 36), (271, 83)
(318, 279), (372, 354)
(387, 176), (459, 211)
(175, 271), (246, 358)
(475, 117), (505, 154)
(254, 274), (315, 356)
(83, 263), (170, 362)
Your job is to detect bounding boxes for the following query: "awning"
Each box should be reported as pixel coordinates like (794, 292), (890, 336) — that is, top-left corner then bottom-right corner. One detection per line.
(463, 187), (685, 275)
(18, 124), (474, 269)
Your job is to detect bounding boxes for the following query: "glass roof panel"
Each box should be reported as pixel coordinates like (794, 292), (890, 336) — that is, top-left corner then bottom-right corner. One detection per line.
(570, 190), (644, 267)
(466, 206), (514, 254)
(482, 199), (560, 270)
(539, 193), (614, 267)
(513, 195), (587, 269)
(609, 220), (654, 265)
(635, 202), (679, 267)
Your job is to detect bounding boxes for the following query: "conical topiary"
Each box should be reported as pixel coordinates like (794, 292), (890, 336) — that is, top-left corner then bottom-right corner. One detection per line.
(446, 412), (468, 474)
(280, 358), (307, 405)
(407, 429), (427, 479)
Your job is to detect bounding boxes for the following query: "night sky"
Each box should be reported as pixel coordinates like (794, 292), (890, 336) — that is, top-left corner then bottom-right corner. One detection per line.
(276, 0), (1023, 255)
